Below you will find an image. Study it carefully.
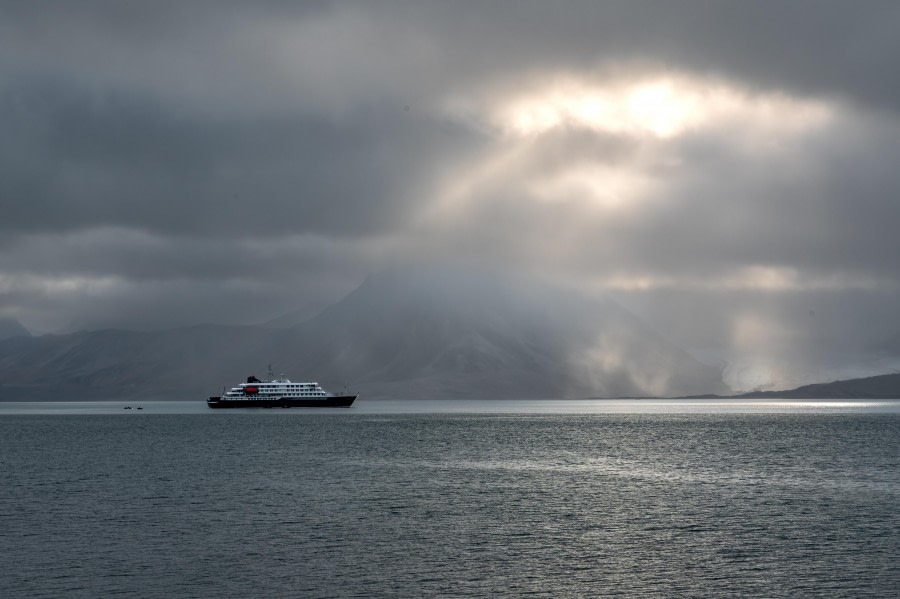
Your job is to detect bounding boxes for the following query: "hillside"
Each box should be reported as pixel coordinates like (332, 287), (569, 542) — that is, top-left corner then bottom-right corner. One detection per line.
(269, 268), (727, 398)
(0, 317), (30, 341)
(0, 269), (727, 400)
(733, 372), (900, 399)
(0, 325), (275, 400)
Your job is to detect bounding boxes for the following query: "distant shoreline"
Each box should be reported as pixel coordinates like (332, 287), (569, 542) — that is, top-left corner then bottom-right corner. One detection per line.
(4, 371), (900, 402)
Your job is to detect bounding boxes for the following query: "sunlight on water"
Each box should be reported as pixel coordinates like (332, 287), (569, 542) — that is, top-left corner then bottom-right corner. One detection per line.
(1, 405), (897, 597)
(1, 398), (898, 415)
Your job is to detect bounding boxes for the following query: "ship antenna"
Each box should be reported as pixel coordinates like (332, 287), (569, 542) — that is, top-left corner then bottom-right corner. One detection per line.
(267, 363), (274, 380)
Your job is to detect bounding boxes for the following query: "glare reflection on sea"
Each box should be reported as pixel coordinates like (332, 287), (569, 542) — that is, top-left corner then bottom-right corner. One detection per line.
(1, 399), (898, 598)
(1, 397), (898, 415)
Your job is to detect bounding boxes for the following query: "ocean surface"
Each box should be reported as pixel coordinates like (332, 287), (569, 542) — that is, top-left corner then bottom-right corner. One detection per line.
(1, 400), (898, 598)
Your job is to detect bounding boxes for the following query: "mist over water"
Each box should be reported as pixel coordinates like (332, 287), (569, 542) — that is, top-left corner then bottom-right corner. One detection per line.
(2, 404), (897, 597)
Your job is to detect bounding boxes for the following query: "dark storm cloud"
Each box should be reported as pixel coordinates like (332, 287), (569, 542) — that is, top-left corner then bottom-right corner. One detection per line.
(609, 114), (900, 280)
(0, 228), (374, 283)
(501, 0), (900, 117)
(1, 1), (900, 390)
(5, 2), (899, 113)
(0, 76), (469, 238)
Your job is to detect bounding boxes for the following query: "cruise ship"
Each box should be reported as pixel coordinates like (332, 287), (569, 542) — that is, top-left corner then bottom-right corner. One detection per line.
(207, 373), (357, 408)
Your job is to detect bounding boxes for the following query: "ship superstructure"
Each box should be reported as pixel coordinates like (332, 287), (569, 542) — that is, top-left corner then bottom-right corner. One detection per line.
(207, 372), (356, 408)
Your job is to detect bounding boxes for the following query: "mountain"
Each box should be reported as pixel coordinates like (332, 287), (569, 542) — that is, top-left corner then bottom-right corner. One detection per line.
(0, 317), (30, 341)
(0, 325), (275, 400)
(259, 301), (330, 329)
(728, 372), (900, 399)
(0, 268), (728, 400)
(268, 268), (727, 399)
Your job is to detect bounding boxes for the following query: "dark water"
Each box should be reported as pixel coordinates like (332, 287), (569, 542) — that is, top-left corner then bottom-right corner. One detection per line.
(1, 406), (898, 597)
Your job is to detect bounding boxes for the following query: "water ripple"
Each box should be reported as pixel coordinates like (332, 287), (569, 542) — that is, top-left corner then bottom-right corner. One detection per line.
(0, 412), (897, 597)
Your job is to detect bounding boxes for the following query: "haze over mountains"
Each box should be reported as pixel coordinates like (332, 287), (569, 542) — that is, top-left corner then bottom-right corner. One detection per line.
(0, 317), (30, 342)
(0, 268), (727, 401)
(3, 3), (900, 403)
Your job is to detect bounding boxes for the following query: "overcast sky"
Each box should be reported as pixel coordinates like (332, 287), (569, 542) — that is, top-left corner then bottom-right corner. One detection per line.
(2, 1), (900, 389)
